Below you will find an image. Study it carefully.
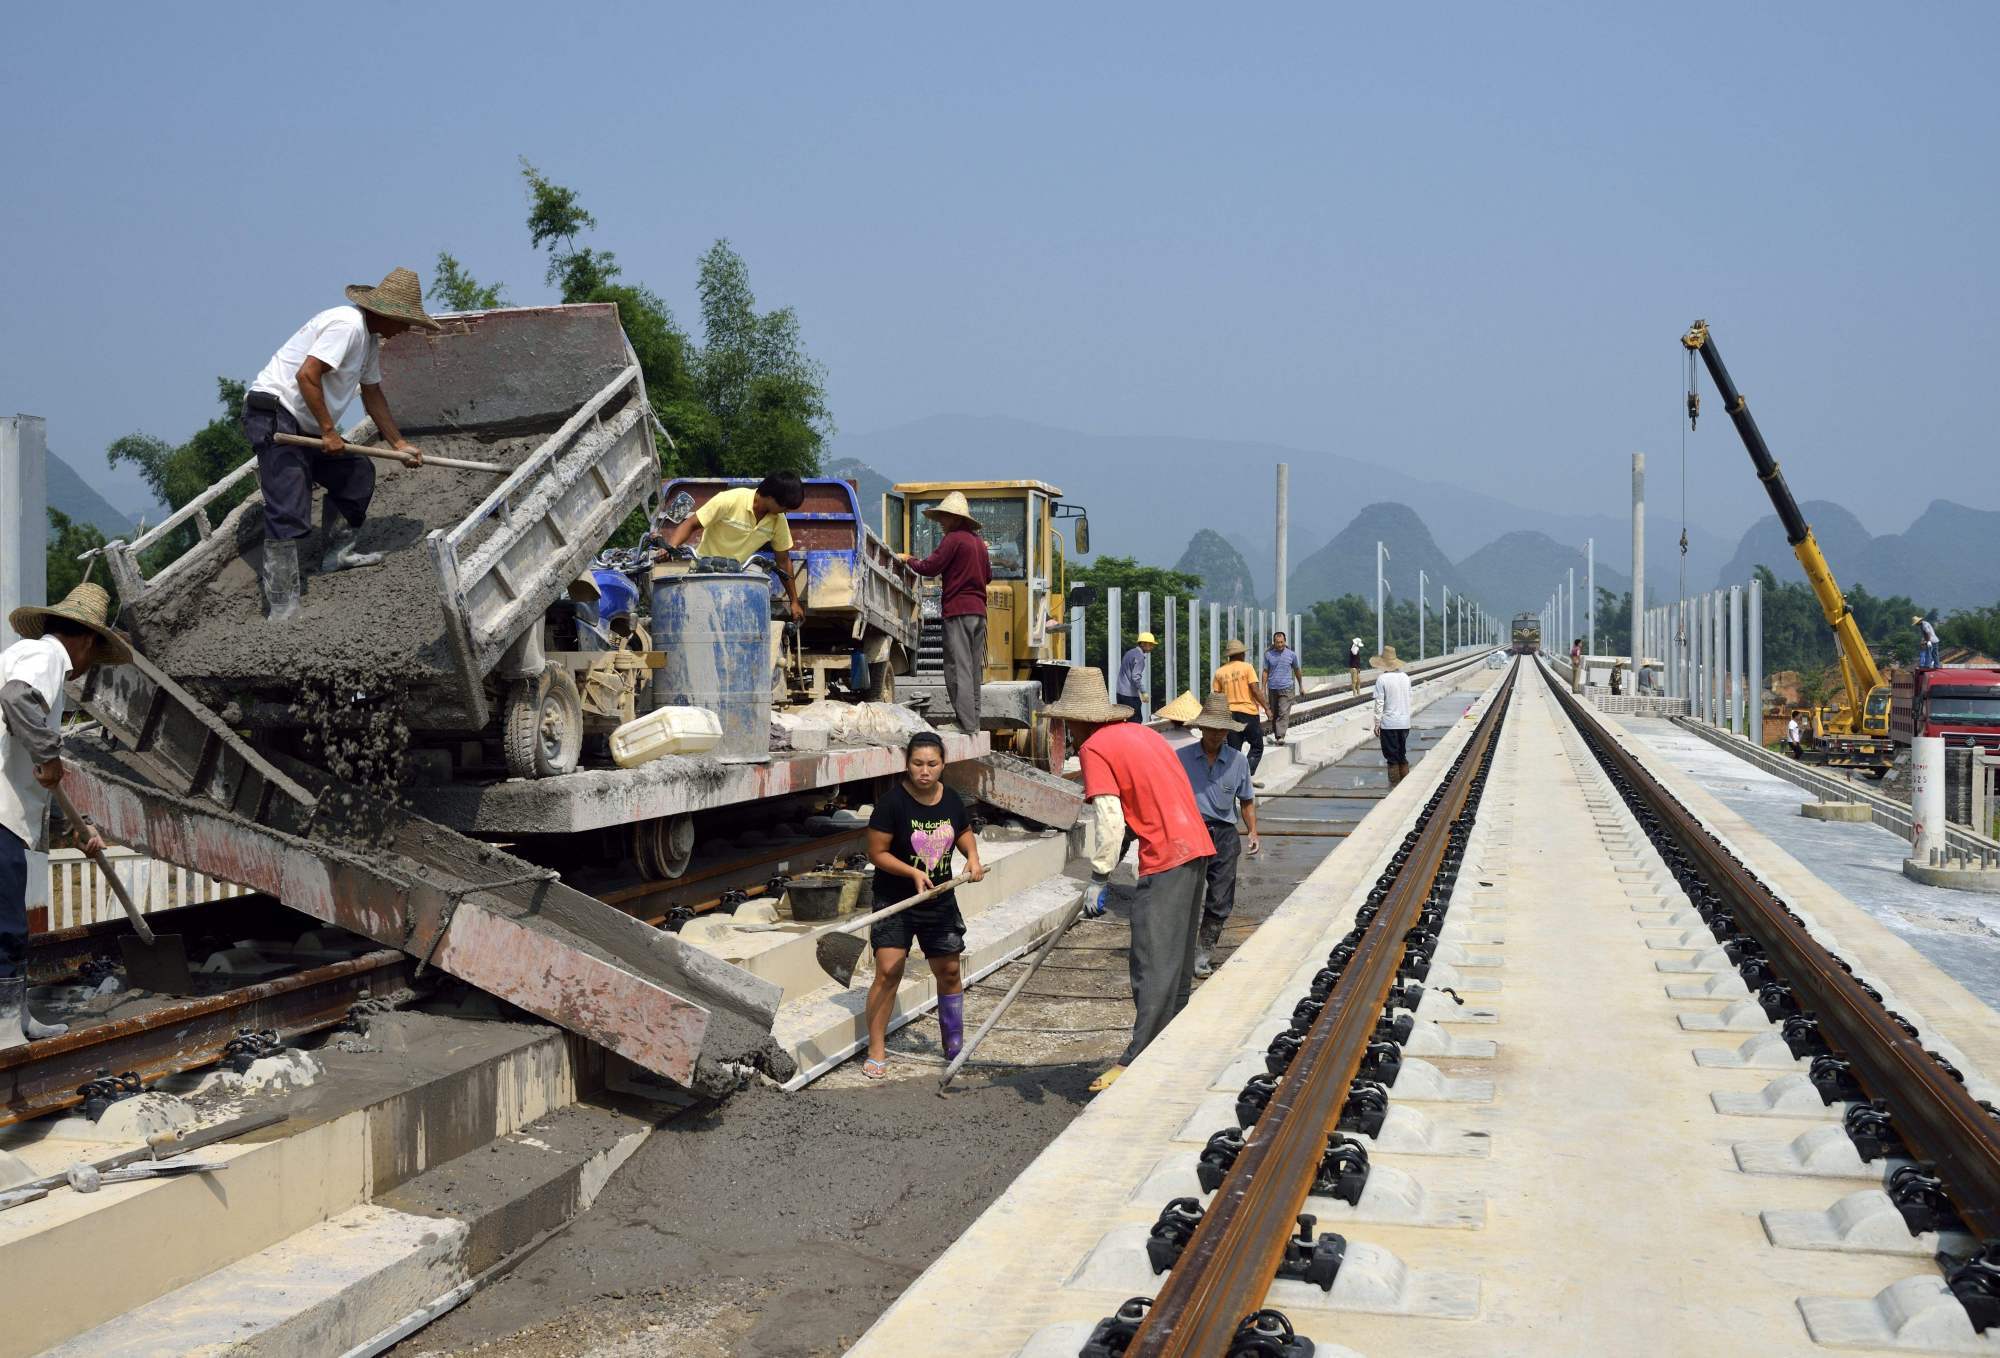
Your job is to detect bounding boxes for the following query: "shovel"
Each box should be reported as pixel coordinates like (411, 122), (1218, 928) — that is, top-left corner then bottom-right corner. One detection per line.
(52, 788), (195, 995)
(741, 874), (973, 987)
(938, 880), (1091, 1094)
(272, 432), (509, 475)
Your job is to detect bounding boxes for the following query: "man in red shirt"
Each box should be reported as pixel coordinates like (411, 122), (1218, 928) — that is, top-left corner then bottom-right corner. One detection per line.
(1045, 667), (1215, 1093)
(902, 491), (993, 732)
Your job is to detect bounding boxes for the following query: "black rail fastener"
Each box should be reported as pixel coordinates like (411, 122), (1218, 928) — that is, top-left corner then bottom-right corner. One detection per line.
(664, 906), (696, 933)
(1146, 1198), (1205, 1275)
(1845, 1099), (1903, 1162)
(1288, 998), (1323, 1037)
(222, 1027), (284, 1074)
(1338, 1080), (1390, 1137)
(1385, 980), (1424, 1012)
(1889, 1162), (1961, 1235)
(1314, 1133), (1371, 1205)
(1359, 1039), (1404, 1088)
(1198, 1127), (1247, 1193)
(1946, 1245), (2000, 1333)
(1375, 1012), (1415, 1045)
(1229, 1308), (1315, 1357)
(1756, 982), (1800, 1022)
(1274, 1214), (1345, 1291)
(1079, 1296), (1153, 1357)
(1236, 1073), (1279, 1128)
(79, 1071), (144, 1122)
(1780, 1014), (1828, 1061)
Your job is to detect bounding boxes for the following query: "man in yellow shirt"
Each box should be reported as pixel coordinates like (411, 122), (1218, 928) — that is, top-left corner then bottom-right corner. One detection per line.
(659, 473), (809, 622)
(1211, 638), (1270, 773)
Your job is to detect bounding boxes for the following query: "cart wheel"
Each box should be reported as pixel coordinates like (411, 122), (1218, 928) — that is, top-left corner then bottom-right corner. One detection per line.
(633, 813), (695, 880)
(503, 665), (584, 779)
(865, 662), (896, 703)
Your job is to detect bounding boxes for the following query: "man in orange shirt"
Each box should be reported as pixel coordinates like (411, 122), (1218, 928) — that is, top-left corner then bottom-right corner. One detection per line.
(1044, 667), (1214, 1094)
(1211, 638), (1270, 773)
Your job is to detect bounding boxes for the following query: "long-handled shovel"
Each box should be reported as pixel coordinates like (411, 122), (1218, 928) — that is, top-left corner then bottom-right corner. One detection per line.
(272, 432), (509, 475)
(733, 874), (976, 987)
(52, 788), (195, 994)
(937, 880), (1092, 1094)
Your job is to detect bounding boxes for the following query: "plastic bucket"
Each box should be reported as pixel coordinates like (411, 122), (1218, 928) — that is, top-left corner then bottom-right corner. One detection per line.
(650, 571), (772, 761)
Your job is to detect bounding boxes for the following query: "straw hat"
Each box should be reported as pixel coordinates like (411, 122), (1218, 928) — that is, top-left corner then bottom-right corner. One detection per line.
(346, 267), (442, 332)
(1226, 638), (1247, 657)
(1135, 632), (1157, 646)
(1042, 667), (1132, 722)
(1155, 689), (1203, 724)
(1370, 644), (1406, 672)
(921, 491), (979, 528)
(1189, 693), (1244, 733)
(8, 582), (133, 666)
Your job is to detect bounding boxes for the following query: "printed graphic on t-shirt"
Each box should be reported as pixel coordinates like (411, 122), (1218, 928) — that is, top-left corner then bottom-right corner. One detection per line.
(909, 819), (954, 882)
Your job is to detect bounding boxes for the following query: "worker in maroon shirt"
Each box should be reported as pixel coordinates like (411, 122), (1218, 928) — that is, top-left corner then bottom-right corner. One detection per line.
(901, 492), (993, 733)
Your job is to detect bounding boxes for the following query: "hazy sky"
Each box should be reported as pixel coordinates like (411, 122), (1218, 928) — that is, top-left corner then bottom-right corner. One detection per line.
(4, 3), (1994, 540)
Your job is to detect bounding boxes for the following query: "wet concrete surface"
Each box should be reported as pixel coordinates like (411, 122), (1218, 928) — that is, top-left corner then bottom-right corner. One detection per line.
(397, 698), (1475, 1357)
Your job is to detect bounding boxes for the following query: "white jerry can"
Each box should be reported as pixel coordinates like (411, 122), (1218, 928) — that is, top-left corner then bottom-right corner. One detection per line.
(610, 705), (724, 767)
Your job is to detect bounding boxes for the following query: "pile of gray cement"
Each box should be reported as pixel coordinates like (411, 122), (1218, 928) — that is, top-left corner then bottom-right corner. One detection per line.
(131, 430), (549, 688)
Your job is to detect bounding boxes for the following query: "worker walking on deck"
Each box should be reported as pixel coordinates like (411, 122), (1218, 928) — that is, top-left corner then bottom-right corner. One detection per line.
(901, 493), (992, 732)
(1044, 669), (1212, 1094)
(1178, 695), (1260, 980)
(1786, 714), (1804, 759)
(1915, 615), (1941, 670)
(1372, 644), (1413, 784)
(1348, 637), (1365, 695)
(1570, 639), (1583, 692)
(244, 268), (437, 623)
(1, 586), (131, 1048)
(1117, 632), (1157, 722)
(1264, 630), (1300, 741)
(661, 475), (810, 623)
(1213, 639), (1270, 774)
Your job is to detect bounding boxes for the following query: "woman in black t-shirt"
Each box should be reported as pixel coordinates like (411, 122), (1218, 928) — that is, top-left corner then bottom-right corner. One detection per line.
(862, 732), (986, 1079)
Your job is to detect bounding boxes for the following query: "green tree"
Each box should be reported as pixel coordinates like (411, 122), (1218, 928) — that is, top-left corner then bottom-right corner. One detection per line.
(684, 240), (830, 478)
(44, 508), (110, 606)
(1940, 603), (2000, 659)
(428, 250), (508, 311)
(107, 378), (254, 565)
(1072, 555), (1202, 599)
(521, 158), (621, 301)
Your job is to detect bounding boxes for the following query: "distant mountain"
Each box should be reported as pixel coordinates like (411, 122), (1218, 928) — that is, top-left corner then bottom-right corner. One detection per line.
(1455, 529), (1632, 620)
(1287, 503), (1482, 614)
(1715, 498), (2000, 615)
(828, 414), (1732, 590)
(822, 456), (894, 530)
(47, 453), (134, 537)
(1176, 530), (1257, 607)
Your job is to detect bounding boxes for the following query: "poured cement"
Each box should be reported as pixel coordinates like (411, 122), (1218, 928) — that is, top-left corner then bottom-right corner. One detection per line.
(130, 429), (547, 687)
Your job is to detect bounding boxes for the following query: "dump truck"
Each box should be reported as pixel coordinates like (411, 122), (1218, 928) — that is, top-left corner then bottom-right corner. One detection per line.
(660, 477), (921, 703)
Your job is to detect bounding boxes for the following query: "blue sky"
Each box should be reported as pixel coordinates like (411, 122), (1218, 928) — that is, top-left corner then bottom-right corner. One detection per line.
(3, 2), (1994, 540)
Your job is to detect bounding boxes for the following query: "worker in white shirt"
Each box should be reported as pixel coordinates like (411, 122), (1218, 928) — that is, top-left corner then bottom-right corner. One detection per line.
(243, 268), (439, 622)
(1371, 644), (1414, 785)
(1, 584), (131, 1048)
(1786, 714), (1803, 759)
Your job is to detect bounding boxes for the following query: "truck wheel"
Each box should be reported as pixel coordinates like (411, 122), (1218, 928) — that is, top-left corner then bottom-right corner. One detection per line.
(503, 665), (583, 779)
(633, 813), (695, 879)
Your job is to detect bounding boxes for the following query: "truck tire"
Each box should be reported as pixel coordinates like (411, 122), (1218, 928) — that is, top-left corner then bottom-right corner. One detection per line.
(503, 664), (584, 779)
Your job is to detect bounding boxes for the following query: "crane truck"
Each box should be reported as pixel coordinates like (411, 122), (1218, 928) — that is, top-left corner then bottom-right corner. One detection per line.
(1681, 320), (1894, 773)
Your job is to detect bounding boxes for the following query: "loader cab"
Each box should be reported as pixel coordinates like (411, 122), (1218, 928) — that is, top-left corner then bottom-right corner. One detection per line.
(883, 481), (1086, 677)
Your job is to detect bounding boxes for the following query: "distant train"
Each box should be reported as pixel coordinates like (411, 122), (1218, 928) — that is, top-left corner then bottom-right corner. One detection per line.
(1510, 612), (1540, 655)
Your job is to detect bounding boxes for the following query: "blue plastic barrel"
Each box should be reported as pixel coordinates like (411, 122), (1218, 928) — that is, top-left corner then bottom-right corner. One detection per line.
(591, 568), (639, 628)
(650, 572), (772, 761)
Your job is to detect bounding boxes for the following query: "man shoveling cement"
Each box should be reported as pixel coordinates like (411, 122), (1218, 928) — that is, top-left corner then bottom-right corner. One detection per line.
(242, 267), (441, 621)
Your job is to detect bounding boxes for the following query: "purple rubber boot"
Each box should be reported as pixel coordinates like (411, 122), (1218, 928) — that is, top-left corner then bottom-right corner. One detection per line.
(939, 992), (965, 1060)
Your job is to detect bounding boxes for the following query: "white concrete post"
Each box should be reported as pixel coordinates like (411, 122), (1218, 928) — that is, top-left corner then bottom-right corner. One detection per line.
(1631, 454), (1645, 668)
(1189, 597), (1200, 696)
(1716, 590), (1728, 726)
(1913, 736), (1947, 862)
(1419, 571), (1428, 660)
(1137, 591), (1152, 720)
(1376, 542), (1387, 658)
(1587, 536), (1595, 660)
(1164, 595), (1177, 709)
(1748, 577), (1763, 743)
(1693, 594), (1706, 720)
(2, 416), (51, 922)
(1071, 604), (1085, 673)
(1567, 567), (1576, 659)
(1106, 586), (1121, 692)
(1209, 603), (1221, 688)
(1728, 584), (1744, 737)
(1274, 462), (1289, 632)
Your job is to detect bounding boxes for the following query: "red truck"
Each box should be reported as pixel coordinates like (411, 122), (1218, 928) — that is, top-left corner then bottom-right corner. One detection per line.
(1890, 666), (2000, 752)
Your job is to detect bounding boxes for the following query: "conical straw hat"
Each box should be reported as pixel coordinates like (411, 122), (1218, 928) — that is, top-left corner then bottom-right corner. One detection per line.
(8, 582), (133, 666)
(921, 491), (978, 527)
(1189, 692), (1244, 732)
(1155, 689), (1202, 724)
(346, 267), (442, 331)
(1369, 645), (1406, 671)
(1042, 666), (1132, 722)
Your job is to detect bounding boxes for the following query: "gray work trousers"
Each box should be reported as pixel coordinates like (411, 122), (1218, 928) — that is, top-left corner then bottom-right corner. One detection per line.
(1119, 857), (1210, 1067)
(942, 614), (986, 733)
(1200, 820), (1241, 928)
(1268, 689), (1295, 740)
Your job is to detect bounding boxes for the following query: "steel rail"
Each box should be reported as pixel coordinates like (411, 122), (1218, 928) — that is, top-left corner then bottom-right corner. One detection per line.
(0, 949), (410, 1129)
(1539, 661), (2000, 1239)
(1127, 663), (1517, 1355)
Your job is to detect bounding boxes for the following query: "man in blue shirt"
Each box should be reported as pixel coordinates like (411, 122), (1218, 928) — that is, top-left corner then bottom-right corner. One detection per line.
(1263, 630), (1301, 741)
(1175, 694), (1261, 979)
(1117, 632), (1156, 721)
